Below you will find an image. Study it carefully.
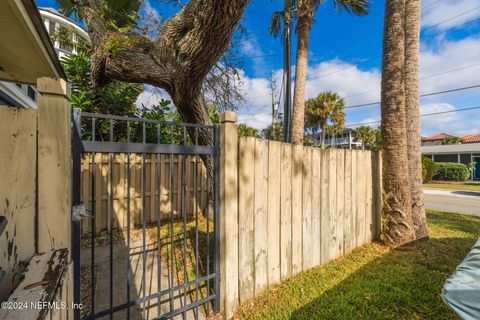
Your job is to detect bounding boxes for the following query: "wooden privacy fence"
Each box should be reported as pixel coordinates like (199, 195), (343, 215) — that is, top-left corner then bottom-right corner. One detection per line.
(219, 121), (382, 317)
(80, 153), (208, 234)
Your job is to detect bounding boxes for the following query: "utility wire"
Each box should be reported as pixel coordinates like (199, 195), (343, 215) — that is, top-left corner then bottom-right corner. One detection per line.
(343, 65), (480, 109)
(344, 105), (480, 127)
(422, 0), (443, 11)
(242, 83), (480, 121)
(308, 7), (480, 79)
(345, 84), (480, 109)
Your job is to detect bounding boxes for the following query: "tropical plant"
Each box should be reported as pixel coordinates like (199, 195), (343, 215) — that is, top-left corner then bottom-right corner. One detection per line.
(269, 0), (368, 145)
(305, 91), (345, 149)
(61, 53), (142, 116)
(238, 124), (259, 138)
(352, 126), (377, 150)
(61, 53), (142, 141)
(433, 163), (471, 181)
(380, 0), (416, 245)
(262, 122), (284, 141)
(421, 156), (437, 183)
(438, 136), (463, 145)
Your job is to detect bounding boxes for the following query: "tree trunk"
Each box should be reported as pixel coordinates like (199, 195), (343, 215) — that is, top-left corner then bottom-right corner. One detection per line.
(291, 1), (316, 145)
(74, 0), (249, 146)
(381, 0), (416, 246)
(320, 123), (326, 149)
(405, 0), (428, 240)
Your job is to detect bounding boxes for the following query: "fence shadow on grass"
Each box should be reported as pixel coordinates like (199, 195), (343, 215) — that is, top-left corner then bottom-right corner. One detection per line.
(289, 236), (477, 320)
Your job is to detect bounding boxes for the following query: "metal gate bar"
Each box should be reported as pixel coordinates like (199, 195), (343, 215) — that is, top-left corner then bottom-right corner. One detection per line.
(72, 109), (220, 320)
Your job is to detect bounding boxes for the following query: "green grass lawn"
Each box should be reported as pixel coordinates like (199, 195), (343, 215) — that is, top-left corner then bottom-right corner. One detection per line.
(424, 181), (480, 192)
(235, 210), (480, 320)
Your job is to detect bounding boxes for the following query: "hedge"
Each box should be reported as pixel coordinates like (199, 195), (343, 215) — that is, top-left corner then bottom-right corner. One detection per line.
(422, 157), (437, 183)
(433, 162), (471, 181)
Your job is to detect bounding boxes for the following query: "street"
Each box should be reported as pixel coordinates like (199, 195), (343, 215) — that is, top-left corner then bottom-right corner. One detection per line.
(424, 189), (480, 217)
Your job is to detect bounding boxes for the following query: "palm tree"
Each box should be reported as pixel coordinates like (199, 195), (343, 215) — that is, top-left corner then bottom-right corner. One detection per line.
(238, 123), (259, 138)
(305, 111), (320, 145)
(305, 91), (345, 149)
(405, 0), (428, 240)
(381, 0), (416, 246)
(262, 122), (284, 141)
(438, 136), (463, 145)
(288, 0), (368, 145)
(352, 126), (376, 150)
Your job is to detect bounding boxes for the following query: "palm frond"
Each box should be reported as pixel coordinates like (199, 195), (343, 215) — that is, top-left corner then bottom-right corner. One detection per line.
(269, 11), (284, 38)
(333, 0), (369, 16)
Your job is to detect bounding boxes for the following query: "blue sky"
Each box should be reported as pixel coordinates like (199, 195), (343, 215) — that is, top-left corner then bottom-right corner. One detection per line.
(36, 0), (480, 136)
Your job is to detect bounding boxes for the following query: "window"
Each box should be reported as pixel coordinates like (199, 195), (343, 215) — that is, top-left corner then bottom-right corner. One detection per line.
(27, 86), (36, 100)
(48, 20), (56, 35)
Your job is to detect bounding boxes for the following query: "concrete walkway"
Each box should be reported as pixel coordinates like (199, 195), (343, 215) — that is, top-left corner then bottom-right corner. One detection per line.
(80, 239), (208, 319)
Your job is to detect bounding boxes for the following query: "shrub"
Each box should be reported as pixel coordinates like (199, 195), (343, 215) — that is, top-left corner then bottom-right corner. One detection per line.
(422, 157), (437, 183)
(433, 162), (471, 181)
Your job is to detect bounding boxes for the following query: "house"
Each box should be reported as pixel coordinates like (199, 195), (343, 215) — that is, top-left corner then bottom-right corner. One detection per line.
(422, 132), (480, 145)
(422, 143), (480, 180)
(0, 0), (70, 311)
(315, 128), (363, 149)
(422, 133), (458, 146)
(39, 7), (90, 60)
(0, 7), (88, 109)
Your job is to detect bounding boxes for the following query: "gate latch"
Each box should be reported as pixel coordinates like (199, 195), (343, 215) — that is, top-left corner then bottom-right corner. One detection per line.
(72, 205), (93, 221)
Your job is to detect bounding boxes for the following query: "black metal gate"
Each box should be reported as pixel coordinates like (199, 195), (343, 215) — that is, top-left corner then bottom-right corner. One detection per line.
(72, 109), (220, 320)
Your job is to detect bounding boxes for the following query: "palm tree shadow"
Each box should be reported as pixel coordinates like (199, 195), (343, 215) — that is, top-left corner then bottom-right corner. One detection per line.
(289, 237), (476, 320)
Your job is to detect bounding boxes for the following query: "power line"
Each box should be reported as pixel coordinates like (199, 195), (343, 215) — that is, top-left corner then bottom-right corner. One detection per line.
(344, 105), (480, 127)
(228, 53), (282, 62)
(343, 62), (480, 107)
(422, 5), (480, 32)
(241, 83), (480, 122)
(308, 7), (480, 80)
(422, 0), (443, 11)
(345, 84), (480, 109)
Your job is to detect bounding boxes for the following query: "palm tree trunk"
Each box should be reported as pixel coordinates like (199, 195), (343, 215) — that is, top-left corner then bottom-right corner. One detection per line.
(405, 0), (428, 240)
(381, 0), (416, 246)
(320, 124), (326, 149)
(291, 2), (315, 145)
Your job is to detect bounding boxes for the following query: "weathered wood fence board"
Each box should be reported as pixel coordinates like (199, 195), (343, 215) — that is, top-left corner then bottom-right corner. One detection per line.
(234, 137), (381, 309)
(80, 154), (208, 235)
(238, 137), (255, 303)
(254, 139), (269, 293)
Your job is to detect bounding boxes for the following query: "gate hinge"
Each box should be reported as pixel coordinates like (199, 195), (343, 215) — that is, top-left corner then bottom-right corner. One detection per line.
(72, 205), (93, 221)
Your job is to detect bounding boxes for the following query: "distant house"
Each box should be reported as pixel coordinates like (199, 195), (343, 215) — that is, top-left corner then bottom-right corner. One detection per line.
(422, 132), (480, 146)
(39, 7), (90, 59)
(314, 128), (363, 149)
(422, 143), (480, 180)
(462, 134), (480, 144)
(0, 7), (89, 109)
(422, 133), (458, 146)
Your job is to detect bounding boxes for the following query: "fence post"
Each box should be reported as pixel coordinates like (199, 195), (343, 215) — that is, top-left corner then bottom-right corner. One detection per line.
(219, 111), (239, 318)
(36, 77), (72, 253)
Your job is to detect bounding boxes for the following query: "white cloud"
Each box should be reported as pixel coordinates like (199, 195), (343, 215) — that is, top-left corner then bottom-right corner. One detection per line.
(420, 102), (480, 136)
(136, 85), (171, 108)
(135, 30), (480, 134)
(305, 60), (381, 106)
(421, 0), (480, 30)
(420, 36), (480, 93)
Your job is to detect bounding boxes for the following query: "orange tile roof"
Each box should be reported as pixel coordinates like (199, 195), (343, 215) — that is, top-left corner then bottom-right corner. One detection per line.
(422, 133), (457, 141)
(461, 134), (480, 143)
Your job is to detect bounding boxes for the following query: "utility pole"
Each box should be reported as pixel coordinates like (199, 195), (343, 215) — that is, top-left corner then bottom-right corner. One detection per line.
(271, 73), (278, 139)
(283, 0), (293, 143)
(271, 73), (276, 123)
